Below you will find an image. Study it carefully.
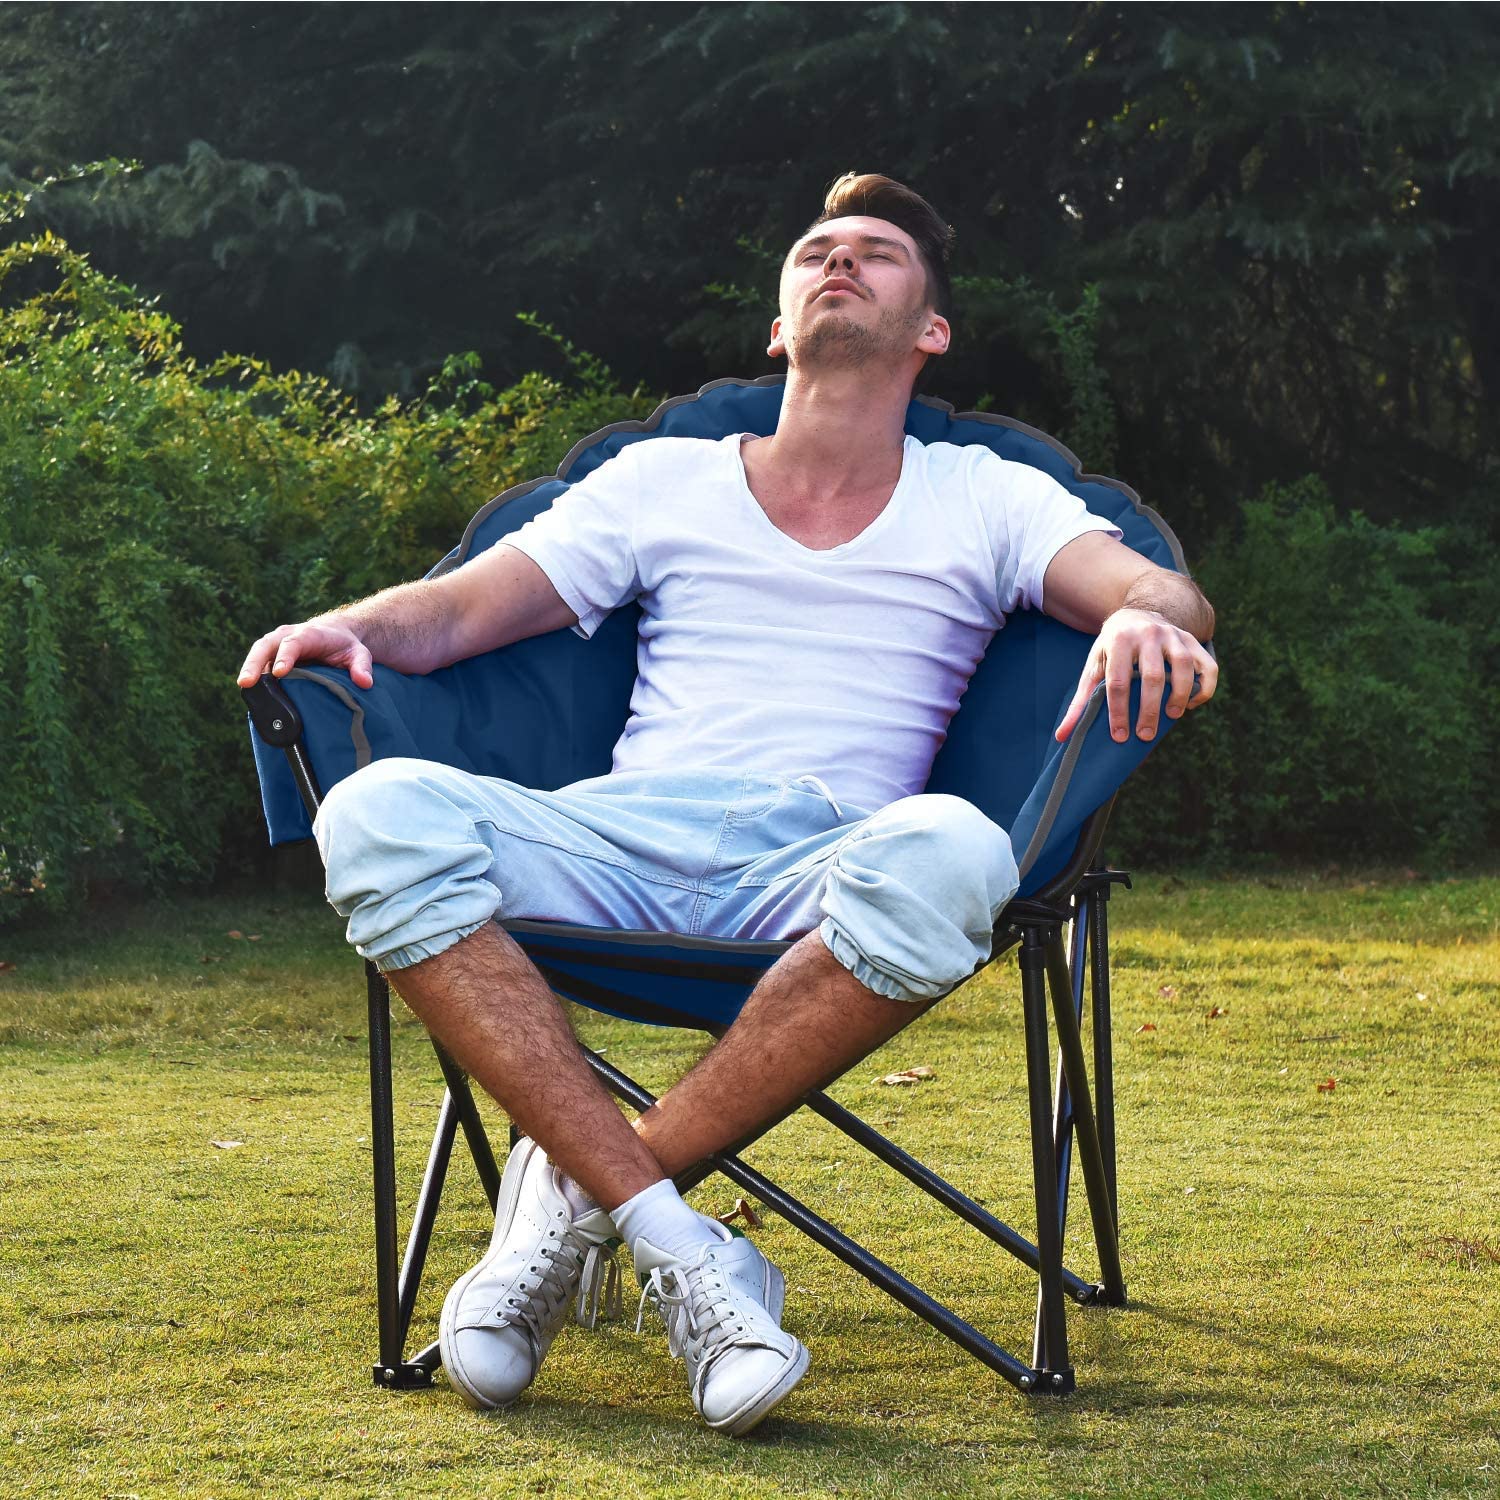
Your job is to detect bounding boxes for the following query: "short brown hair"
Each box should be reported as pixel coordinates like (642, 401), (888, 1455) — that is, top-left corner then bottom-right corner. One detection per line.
(805, 172), (955, 321)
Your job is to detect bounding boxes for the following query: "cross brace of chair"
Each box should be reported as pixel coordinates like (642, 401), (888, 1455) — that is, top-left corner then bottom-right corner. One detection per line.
(361, 871), (1130, 1399)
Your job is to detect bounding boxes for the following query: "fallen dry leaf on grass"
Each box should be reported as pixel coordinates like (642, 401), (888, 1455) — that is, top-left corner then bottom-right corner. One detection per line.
(1316, 1078), (1337, 1093)
(715, 1197), (763, 1229)
(210, 1139), (244, 1150)
(1135, 1022), (1157, 1034)
(1206, 1005), (1228, 1020)
(226, 930), (244, 940)
(877, 1065), (936, 1086)
(247, 934), (262, 942)
(198, 955), (224, 964)
(1157, 984), (1177, 999)
(0, 961), (15, 973)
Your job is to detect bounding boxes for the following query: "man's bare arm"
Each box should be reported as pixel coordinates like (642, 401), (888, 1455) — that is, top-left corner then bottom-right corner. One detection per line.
(235, 544), (577, 689)
(1040, 531), (1219, 743)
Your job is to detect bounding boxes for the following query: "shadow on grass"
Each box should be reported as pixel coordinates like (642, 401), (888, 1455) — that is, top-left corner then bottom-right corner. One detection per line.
(1056, 1293), (1388, 1415)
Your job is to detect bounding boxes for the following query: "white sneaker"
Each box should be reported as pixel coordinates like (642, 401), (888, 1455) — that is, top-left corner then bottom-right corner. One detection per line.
(440, 1137), (617, 1409)
(634, 1219), (809, 1437)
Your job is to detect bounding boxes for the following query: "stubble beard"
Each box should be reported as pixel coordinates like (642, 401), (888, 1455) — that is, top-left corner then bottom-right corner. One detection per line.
(791, 299), (926, 375)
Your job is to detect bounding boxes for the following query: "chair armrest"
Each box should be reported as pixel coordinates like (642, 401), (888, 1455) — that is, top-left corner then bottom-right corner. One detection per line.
(244, 663), (434, 844)
(242, 625), (630, 846)
(1010, 673), (1179, 898)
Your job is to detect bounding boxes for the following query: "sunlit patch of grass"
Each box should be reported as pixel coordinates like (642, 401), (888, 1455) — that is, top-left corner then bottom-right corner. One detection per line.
(2, 873), (1498, 1497)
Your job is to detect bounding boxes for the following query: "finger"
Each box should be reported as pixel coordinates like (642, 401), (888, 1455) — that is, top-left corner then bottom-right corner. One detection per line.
(1187, 649), (1220, 708)
(350, 643), (375, 690)
(1055, 653), (1104, 742)
(271, 628), (306, 677)
(1164, 645), (1196, 719)
(1106, 648), (1134, 742)
(237, 629), (285, 687)
(1135, 648), (1167, 740)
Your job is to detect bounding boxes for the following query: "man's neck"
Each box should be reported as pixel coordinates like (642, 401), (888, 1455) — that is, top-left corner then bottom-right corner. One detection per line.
(751, 363), (914, 499)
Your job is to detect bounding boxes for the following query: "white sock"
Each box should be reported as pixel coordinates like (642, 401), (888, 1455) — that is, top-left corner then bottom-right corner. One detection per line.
(557, 1171), (599, 1220)
(610, 1178), (719, 1262)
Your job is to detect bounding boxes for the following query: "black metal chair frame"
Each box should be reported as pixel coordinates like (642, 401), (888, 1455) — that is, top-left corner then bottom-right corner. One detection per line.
(247, 675), (1130, 1400)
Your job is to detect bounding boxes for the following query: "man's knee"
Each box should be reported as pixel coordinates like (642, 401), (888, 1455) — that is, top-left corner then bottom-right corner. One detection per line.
(818, 793), (1019, 1004)
(318, 757), (443, 860)
(842, 793), (1017, 902)
(315, 758), (493, 912)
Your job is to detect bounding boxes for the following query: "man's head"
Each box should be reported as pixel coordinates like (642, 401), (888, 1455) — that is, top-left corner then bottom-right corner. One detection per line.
(770, 173), (955, 387)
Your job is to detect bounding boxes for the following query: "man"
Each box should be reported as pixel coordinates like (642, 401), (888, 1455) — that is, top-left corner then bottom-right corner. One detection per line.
(237, 173), (1217, 1436)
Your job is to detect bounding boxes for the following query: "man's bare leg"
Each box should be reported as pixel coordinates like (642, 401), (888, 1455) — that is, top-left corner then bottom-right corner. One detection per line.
(410, 918), (817, 1427)
(391, 923), (925, 1201)
(635, 928), (921, 1177)
(386, 920), (664, 1210)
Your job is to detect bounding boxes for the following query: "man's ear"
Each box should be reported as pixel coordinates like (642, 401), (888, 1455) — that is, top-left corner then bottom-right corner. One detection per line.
(767, 316), (787, 360)
(918, 313), (951, 358)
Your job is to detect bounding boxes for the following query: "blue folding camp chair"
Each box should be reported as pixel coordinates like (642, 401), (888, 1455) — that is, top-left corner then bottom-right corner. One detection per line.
(243, 376), (1195, 1399)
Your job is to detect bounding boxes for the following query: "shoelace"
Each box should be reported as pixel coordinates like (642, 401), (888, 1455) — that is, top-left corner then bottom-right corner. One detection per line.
(575, 1241), (624, 1328)
(636, 1261), (750, 1383)
(495, 1230), (582, 1350)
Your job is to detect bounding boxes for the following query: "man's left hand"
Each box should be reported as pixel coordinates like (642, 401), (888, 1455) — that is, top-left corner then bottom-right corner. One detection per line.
(1055, 607), (1218, 744)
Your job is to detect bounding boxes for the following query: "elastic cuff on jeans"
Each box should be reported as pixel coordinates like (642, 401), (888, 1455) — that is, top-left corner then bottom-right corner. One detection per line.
(365, 917), (492, 975)
(818, 917), (941, 1004)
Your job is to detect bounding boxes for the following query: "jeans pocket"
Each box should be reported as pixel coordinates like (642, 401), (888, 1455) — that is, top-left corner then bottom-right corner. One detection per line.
(722, 773), (791, 823)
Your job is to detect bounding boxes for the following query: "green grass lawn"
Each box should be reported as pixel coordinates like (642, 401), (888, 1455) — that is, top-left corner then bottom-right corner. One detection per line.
(2, 872), (1497, 1498)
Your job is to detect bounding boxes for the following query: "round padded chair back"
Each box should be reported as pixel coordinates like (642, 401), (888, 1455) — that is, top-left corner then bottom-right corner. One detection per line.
(428, 375), (1186, 832)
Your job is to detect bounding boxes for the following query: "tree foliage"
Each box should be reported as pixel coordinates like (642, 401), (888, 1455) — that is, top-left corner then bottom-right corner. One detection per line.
(0, 230), (654, 920)
(2, 3), (1496, 539)
(1111, 481), (1497, 865)
(1, 4), (1495, 903)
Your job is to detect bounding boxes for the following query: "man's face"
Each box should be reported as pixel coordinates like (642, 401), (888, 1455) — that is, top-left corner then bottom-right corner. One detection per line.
(770, 215), (948, 373)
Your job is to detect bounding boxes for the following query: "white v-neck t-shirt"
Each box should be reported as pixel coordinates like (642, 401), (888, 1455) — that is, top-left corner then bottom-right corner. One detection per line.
(504, 432), (1119, 813)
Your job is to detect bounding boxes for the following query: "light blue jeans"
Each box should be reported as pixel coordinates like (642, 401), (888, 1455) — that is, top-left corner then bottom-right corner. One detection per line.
(314, 762), (1019, 1003)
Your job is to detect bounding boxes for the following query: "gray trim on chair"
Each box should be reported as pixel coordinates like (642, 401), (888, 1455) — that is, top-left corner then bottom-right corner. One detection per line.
(504, 917), (791, 956)
(1013, 687), (1107, 883)
(284, 667), (373, 770)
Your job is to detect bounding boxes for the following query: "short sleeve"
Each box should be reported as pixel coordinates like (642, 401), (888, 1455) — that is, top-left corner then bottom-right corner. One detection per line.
(503, 444), (643, 639)
(988, 457), (1122, 615)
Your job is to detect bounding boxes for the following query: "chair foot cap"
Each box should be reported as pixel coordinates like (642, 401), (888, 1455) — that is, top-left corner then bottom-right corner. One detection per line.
(373, 1362), (436, 1390)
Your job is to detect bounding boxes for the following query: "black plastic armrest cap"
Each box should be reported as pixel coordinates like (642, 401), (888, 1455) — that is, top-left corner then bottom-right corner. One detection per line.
(242, 673), (304, 748)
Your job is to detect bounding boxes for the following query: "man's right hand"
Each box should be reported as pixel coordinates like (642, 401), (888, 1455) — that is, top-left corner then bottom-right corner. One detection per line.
(237, 618), (375, 690)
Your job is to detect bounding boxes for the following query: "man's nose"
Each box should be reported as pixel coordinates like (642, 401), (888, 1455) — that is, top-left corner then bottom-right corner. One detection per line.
(823, 244), (858, 274)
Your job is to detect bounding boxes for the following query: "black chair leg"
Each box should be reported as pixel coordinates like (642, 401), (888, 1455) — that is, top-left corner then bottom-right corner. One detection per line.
(1020, 926), (1074, 1391)
(365, 967), (500, 1389)
(580, 1046), (1043, 1389)
(1044, 930), (1126, 1306)
(358, 898), (1127, 1396)
(803, 1093), (1100, 1303)
(428, 1040), (502, 1211)
(1089, 874), (1125, 1233)
(1056, 891), (1096, 1236)
(366, 963), (433, 1388)
(396, 1090), (459, 1342)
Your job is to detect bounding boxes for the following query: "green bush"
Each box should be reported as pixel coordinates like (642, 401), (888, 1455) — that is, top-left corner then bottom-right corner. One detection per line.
(3, 223), (1487, 919)
(1110, 479), (1494, 868)
(0, 234), (656, 920)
